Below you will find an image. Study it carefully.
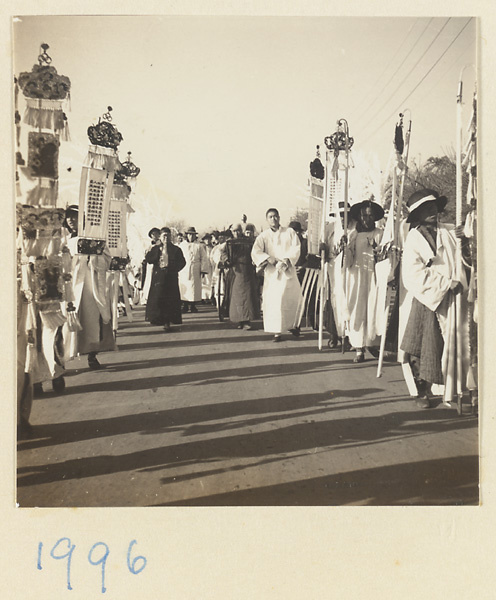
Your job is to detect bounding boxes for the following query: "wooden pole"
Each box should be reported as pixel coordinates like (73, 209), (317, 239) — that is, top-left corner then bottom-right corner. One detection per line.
(455, 72), (464, 413)
(318, 152), (330, 350)
(341, 120), (350, 353)
(377, 113), (412, 378)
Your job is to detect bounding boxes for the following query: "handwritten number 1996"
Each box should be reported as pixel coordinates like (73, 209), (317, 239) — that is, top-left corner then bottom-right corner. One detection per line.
(37, 539), (147, 593)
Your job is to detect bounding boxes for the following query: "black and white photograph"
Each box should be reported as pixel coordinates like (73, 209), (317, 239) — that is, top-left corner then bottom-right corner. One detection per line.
(13, 14), (479, 510)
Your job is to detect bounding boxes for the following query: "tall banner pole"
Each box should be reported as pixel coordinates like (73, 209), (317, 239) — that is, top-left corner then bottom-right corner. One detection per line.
(323, 119), (353, 353)
(317, 149), (330, 351)
(455, 69), (464, 414)
(340, 119), (351, 354)
(377, 111), (411, 377)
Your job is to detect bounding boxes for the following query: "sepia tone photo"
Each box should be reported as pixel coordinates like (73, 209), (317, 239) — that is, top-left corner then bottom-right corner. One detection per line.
(14, 15), (478, 508)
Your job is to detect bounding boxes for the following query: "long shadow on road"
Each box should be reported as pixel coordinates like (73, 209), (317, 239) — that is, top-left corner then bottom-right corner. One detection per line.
(18, 389), (403, 450)
(64, 359), (358, 394)
(153, 455), (479, 506)
(17, 409), (477, 497)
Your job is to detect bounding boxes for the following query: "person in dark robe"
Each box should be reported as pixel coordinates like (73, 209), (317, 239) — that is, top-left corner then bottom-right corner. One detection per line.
(145, 227), (186, 331)
(221, 223), (260, 330)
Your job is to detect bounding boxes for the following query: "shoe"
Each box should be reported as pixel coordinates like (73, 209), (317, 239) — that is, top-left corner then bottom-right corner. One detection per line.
(18, 418), (34, 440)
(237, 323), (244, 329)
(181, 305), (189, 313)
(414, 395), (432, 409)
(328, 338), (338, 349)
(88, 355), (103, 370)
(190, 305), (198, 313)
(289, 328), (301, 337)
(52, 375), (66, 394)
(33, 382), (44, 398)
(353, 351), (365, 363)
(273, 335), (282, 343)
(243, 324), (254, 331)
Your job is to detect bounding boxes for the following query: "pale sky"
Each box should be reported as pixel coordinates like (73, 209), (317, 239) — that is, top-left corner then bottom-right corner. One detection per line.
(13, 16), (476, 236)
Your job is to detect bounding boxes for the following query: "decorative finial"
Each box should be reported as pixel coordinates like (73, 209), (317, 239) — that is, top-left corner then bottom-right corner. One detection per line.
(38, 43), (52, 66)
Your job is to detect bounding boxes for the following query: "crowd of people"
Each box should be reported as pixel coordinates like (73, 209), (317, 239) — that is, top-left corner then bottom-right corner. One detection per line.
(133, 189), (477, 414)
(17, 188), (478, 439)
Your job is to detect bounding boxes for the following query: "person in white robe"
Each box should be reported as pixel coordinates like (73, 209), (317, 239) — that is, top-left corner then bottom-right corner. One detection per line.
(345, 199), (384, 363)
(201, 234), (214, 302)
(324, 204), (355, 348)
(140, 227), (160, 305)
(251, 208), (302, 342)
(178, 226), (209, 313)
(400, 189), (469, 409)
(63, 205), (115, 369)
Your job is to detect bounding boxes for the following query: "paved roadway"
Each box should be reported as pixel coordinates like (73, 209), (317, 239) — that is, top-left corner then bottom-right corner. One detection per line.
(17, 304), (478, 506)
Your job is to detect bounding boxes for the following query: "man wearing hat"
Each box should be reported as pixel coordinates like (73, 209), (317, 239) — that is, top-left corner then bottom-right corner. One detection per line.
(400, 189), (467, 408)
(178, 226), (209, 313)
(220, 223), (260, 330)
(345, 198), (384, 363)
(145, 226), (186, 330)
(251, 208), (302, 342)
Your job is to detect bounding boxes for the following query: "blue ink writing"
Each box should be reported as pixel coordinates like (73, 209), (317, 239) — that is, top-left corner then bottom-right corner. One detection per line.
(38, 539), (147, 594)
(127, 540), (147, 575)
(50, 537), (75, 591)
(37, 542), (43, 570)
(88, 542), (110, 594)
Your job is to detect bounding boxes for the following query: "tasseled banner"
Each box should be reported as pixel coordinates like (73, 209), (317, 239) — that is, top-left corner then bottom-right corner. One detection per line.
(39, 308), (67, 329)
(84, 145), (119, 171)
(66, 310), (82, 332)
(26, 178), (59, 207)
(24, 98), (70, 140)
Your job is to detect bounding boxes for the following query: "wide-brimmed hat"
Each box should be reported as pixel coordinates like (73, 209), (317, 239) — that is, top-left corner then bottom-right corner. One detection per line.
(65, 204), (79, 216)
(405, 189), (448, 223)
(185, 226), (197, 234)
(349, 199), (384, 223)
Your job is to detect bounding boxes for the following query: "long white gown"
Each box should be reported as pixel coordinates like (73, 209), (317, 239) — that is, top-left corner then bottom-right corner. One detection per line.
(178, 241), (209, 302)
(251, 226), (302, 333)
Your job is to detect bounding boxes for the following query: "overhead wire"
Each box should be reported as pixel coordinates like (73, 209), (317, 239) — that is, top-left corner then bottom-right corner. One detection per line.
(356, 18), (452, 135)
(347, 18), (420, 119)
(351, 17), (435, 127)
(359, 17), (474, 147)
(412, 36), (476, 111)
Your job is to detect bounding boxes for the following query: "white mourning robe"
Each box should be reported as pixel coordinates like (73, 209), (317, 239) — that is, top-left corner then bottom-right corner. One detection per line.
(178, 240), (209, 302)
(345, 227), (383, 348)
(401, 222), (470, 402)
(251, 226), (302, 333)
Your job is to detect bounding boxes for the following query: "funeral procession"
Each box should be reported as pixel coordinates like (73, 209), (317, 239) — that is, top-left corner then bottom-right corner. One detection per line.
(14, 16), (478, 507)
